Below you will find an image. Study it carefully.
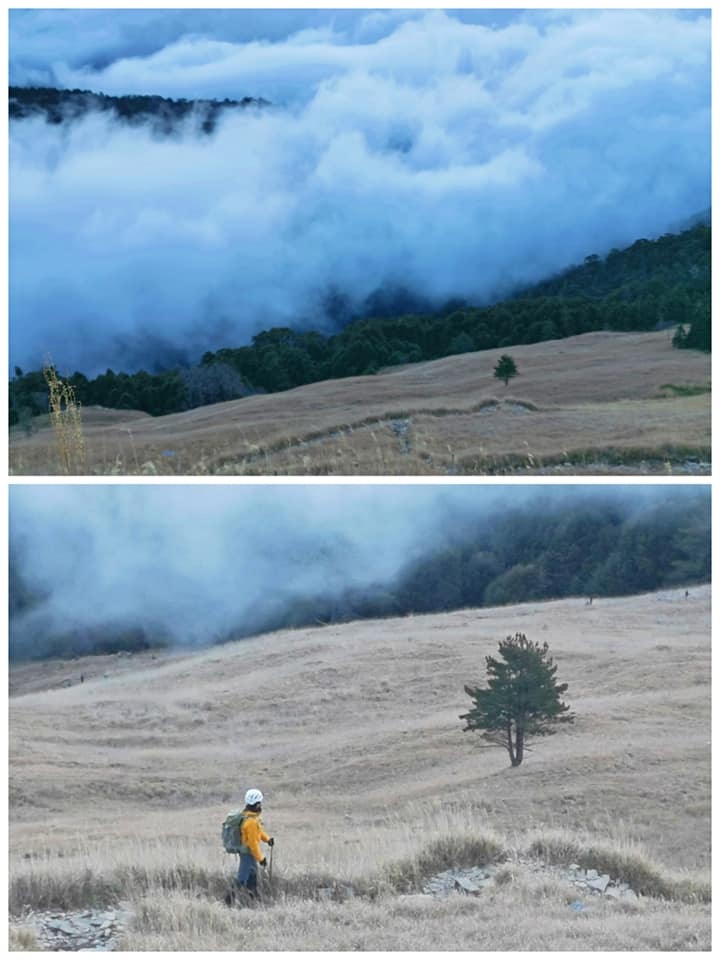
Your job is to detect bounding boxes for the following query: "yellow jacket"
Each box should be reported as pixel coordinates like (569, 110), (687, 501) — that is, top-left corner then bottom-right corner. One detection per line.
(241, 810), (270, 862)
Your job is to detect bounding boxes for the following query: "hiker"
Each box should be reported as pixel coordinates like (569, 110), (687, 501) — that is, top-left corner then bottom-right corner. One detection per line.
(234, 788), (274, 897)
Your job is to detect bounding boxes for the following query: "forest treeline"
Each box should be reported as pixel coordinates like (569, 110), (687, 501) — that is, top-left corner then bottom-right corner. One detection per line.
(9, 491), (710, 661)
(9, 222), (710, 427)
(9, 85), (268, 133)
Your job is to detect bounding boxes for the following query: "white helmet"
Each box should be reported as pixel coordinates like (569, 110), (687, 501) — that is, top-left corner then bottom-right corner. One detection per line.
(245, 788), (263, 806)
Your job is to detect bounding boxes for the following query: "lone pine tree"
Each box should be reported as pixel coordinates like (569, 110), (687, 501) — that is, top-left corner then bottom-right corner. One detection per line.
(460, 633), (573, 767)
(493, 354), (518, 386)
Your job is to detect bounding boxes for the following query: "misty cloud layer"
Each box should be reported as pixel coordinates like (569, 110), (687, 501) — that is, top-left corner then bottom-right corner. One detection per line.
(9, 484), (486, 653)
(10, 484), (702, 660)
(9, 9), (710, 373)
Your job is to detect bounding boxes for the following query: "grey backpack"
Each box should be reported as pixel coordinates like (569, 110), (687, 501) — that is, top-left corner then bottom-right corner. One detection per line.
(222, 810), (246, 854)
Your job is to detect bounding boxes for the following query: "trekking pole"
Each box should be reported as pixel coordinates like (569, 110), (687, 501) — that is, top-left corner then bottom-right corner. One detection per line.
(269, 844), (274, 884)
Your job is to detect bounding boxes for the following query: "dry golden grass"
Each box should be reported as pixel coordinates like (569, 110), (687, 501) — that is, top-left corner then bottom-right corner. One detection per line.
(9, 588), (710, 949)
(42, 361), (86, 474)
(7, 927), (39, 951)
(119, 877), (709, 952)
(10, 331), (710, 475)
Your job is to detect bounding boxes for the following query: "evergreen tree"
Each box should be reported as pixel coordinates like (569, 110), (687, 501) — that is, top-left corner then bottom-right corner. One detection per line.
(494, 354), (518, 387)
(460, 633), (573, 767)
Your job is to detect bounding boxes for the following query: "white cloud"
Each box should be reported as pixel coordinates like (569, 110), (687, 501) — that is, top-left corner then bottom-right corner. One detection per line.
(9, 9), (711, 373)
(9, 484), (489, 649)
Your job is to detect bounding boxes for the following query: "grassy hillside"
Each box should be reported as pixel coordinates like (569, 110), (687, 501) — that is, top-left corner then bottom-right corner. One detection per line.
(9, 588), (710, 949)
(9, 222), (710, 424)
(9, 330), (711, 475)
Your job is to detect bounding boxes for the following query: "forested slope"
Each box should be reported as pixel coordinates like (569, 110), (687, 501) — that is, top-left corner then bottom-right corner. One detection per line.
(9, 222), (710, 424)
(9, 85), (268, 133)
(10, 489), (709, 660)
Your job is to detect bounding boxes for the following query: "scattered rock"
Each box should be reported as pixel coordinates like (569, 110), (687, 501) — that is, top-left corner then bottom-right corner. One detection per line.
(454, 877), (481, 895)
(588, 875), (610, 893)
(424, 866), (494, 896)
(390, 419), (412, 455)
(47, 919), (77, 935)
(424, 861), (639, 904)
(12, 906), (132, 952)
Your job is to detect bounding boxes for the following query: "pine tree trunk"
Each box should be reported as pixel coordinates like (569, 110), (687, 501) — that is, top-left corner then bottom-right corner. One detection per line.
(511, 728), (524, 767)
(506, 720), (516, 765)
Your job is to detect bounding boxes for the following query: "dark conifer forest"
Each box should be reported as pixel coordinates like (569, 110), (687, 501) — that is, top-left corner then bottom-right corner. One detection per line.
(9, 85), (268, 132)
(9, 221), (711, 426)
(10, 489), (710, 661)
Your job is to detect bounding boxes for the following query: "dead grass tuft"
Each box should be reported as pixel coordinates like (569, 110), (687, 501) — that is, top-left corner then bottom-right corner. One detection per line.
(9, 854), (229, 915)
(10, 864), (121, 914)
(8, 927), (40, 951)
(525, 834), (710, 903)
(381, 833), (506, 894)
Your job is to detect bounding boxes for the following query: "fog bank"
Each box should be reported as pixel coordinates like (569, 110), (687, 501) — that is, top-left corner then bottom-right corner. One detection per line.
(9, 9), (711, 373)
(9, 484), (706, 660)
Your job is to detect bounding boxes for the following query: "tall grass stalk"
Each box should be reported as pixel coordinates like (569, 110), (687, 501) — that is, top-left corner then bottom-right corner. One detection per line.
(43, 361), (85, 474)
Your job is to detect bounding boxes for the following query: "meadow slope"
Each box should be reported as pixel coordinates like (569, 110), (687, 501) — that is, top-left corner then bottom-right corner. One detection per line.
(9, 587), (711, 949)
(9, 330), (710, 475)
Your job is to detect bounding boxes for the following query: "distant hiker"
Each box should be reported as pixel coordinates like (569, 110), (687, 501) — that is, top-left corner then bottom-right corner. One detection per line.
(223, 788), (274, 902)
(80, 674), (84, 683)
(586, 596), (593, 606)
(685, 590), (690, 599)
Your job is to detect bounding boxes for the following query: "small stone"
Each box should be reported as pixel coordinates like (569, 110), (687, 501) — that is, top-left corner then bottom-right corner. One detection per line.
(587, 875), (610, 893)
(317, 888), (334, 902)
(586, 869), (599, 880)
(47, 920), (77, 936)
(621, 889), (638, 901)
(454, 877), (481, 895)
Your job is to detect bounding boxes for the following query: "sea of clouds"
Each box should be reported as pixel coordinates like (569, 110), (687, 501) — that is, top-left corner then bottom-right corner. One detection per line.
(9, 9), (710, 374)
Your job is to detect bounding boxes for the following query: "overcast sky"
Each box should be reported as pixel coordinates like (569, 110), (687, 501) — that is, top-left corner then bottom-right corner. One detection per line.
(9, 8), (711, 374)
